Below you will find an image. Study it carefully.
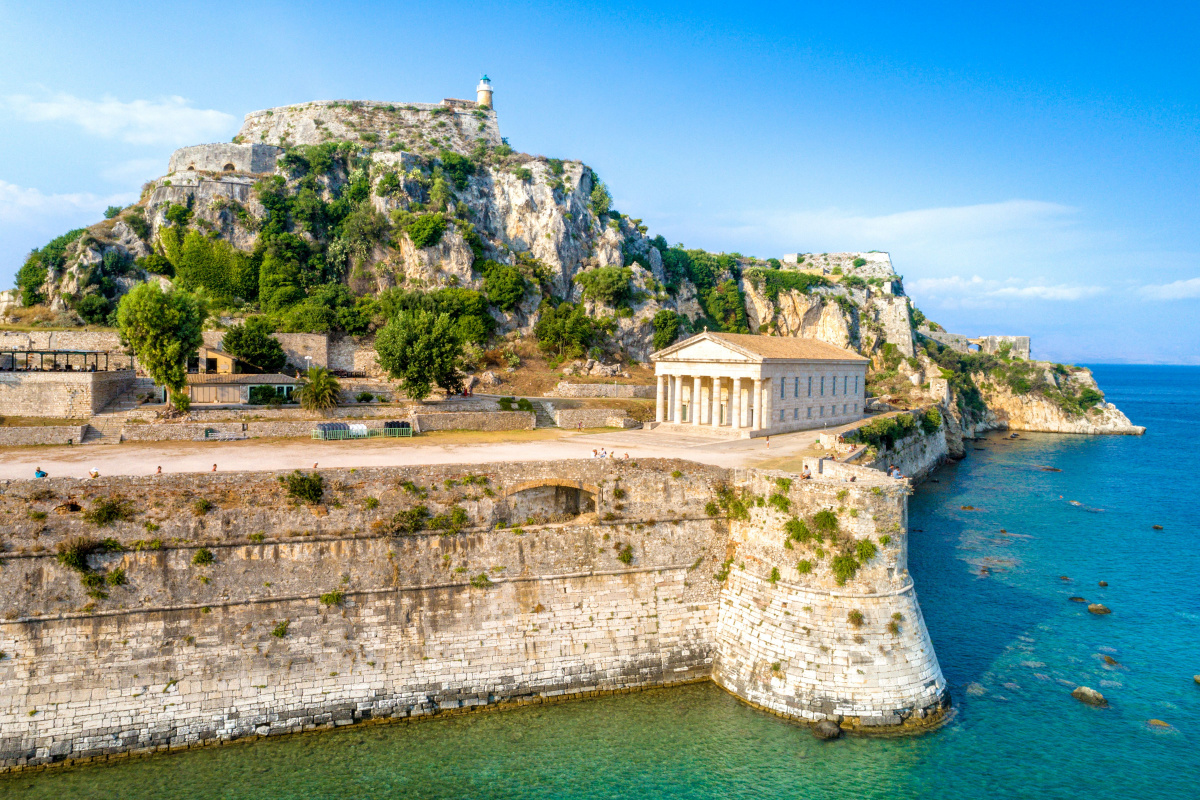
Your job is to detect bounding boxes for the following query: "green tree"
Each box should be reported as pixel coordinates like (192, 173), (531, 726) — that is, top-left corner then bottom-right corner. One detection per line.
(222, 316), (287, 372)
(576, 266), (632, 307)
(104, 205), (123, 219)
(589, 179), (612, 217)
(478, 260), (527, 311)
(534, 301), (597, 357)
(404, 213), (446, 249)
(429, 176), (452, 211)
(116, 283), (207, 409)
(375, 308), (465, 401)
(296, 366), (341, 411)
(652, 309), (681, 351)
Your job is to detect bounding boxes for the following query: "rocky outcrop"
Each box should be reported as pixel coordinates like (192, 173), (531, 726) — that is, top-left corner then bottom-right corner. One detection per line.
(978, 372), (1145, 435)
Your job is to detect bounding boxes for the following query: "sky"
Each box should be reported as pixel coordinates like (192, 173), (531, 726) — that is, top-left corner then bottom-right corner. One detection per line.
(0, 0), (1197, 364)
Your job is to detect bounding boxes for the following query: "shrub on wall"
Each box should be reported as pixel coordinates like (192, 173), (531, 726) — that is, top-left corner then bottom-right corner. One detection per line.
(281, 470), (324, 504)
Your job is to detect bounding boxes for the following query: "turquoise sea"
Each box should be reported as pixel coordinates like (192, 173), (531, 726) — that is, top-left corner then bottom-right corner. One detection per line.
(3, 364), (1197, 799)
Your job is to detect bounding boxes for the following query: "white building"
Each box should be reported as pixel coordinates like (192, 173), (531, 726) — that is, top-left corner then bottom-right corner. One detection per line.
(650, 331), (869, 437)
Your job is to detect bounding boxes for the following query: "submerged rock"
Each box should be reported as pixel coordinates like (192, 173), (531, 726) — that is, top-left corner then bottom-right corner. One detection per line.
(1147, 719), (1172, 729)
(1103, 655), (1120, 666)
(812, 720), (843, 740)
(1088, 604), (1112, 615)
(1152, 525), (1164, 530)
(1071, 686), (1108, 707)
(1069, 596), (1087, 602)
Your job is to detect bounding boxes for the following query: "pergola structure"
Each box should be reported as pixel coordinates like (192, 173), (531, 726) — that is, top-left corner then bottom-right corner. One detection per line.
(649, 331), (869, 438)
(0, 350), (134, 372)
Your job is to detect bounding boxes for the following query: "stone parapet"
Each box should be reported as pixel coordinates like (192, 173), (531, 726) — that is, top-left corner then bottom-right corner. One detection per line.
(553, 409), (638, 429)
(0, 426), (86, 447)
(412, 411), (534, 432)
(546, 381), (655, 399)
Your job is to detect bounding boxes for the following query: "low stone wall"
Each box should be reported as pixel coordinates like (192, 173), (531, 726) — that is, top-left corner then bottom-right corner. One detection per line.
(0, 370), (133, 418)
(546, 382), (655, 399)
(413, 411), (534, 432)
(554, 409), (638, 429)
(120, 423), (246, 442)
(0, 426), (86, 447)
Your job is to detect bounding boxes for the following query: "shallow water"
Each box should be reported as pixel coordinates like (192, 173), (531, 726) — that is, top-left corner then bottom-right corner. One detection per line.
(4, 364), (1197, 799)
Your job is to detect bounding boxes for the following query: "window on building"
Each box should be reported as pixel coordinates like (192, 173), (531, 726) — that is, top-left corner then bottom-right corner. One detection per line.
(819, 406), (824, 417)
(793, 407), (798, 420)
(854, 375), (858, 394)
(843, 375), (848, 395)
(807, 406), (812, 419)
(780, 379), (785, 399)
(808, 376), (813, 397)
(794, 377), (799, 397)
(780, 409), (785, 422)
(832, 374), (837, 396)
(820, 376), (825, 396)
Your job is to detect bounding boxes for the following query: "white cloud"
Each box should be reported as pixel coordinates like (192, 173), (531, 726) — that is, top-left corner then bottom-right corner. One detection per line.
(100, 157), (166, 185)
(907, 274), (1107, 306)
(3, 92), (236, 146)
(0, 179), (131, 227)
(1138, 277), (1200, 300)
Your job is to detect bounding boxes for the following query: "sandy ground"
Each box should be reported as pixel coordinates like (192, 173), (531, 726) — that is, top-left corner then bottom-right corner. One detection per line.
(0, 426), (835, 480)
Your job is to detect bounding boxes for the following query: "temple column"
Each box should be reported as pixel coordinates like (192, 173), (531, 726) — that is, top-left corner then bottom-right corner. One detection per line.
(656, 374), (666, 423)
(752, 378), (763, 430)
(712, 376), (723, 427)
(692, 376), (702, 425)
(731, 377), (742, 430)
(762, 378), (772, 431)
(672, 374), (684, 424)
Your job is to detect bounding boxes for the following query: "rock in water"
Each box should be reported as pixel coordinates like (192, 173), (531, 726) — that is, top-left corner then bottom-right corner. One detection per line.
(1071, 686), (1108, 707)
(812, 720), (843, 740)
(1088, 603), (1112, 615)
(1152, 524), (1163, 530)
(1103, 655), (1119, 666)
(1069, 596), (1087, 603)
(1193, 675), (1200, 685)
(1098, 581), (1108, 587)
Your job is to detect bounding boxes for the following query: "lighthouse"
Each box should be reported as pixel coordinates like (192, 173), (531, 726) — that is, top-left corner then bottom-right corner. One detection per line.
(476, 75), (493, 109)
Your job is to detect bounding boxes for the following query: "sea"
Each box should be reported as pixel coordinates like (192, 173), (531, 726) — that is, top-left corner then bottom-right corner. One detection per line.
(2, 364), (1197, 799)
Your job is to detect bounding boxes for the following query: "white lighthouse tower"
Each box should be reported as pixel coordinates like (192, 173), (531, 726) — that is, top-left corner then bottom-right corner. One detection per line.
(476, 75), (493, 109)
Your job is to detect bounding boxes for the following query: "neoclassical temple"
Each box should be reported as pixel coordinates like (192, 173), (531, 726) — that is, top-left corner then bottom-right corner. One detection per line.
(650, 331), (869, 437)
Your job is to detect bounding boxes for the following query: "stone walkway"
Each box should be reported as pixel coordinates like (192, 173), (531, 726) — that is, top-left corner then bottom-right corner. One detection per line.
(0, 424), (842, 481)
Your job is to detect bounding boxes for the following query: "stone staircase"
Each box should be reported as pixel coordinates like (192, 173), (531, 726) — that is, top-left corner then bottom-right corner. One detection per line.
(81, 382), (156, 445)
(532, 400), (557, 429)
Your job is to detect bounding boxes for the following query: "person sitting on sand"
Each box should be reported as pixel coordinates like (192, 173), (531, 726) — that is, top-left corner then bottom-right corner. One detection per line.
(34, 467), (47, 478)
(88, 467), (100, 479)
(156, 466), (162, 475)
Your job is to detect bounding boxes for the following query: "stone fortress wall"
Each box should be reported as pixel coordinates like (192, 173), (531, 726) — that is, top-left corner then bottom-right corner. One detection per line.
(0, 458), (945, 771)
(236, 99), (502, 152)
(918, 326), (1032, 360)
(167, 143), (284, 175)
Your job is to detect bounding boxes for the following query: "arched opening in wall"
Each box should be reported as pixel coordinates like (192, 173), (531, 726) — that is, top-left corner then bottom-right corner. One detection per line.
(503, 481), (596, 526)
(223, 163), (235, 172)
(967, 343), (981, 353)
(187, 165), (196, 171)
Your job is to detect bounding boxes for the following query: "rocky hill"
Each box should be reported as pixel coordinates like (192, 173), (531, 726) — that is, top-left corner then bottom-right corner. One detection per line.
(3, 90), (1141, 435)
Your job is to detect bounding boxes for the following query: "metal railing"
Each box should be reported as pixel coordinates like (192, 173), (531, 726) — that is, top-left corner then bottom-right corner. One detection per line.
(311, 427), (413, 440)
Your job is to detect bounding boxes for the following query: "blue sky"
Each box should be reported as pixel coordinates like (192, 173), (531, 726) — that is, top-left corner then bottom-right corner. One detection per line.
(1, 0), (1197, 363)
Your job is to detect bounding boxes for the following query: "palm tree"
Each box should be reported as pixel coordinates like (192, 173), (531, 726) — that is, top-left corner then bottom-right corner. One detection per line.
(297, 366), (341, 412)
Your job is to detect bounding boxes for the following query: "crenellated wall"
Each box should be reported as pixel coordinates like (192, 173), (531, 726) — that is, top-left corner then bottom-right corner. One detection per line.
(0, 458), (945, 772)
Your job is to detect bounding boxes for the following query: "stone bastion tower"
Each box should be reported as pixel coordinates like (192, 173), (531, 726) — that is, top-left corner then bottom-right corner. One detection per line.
(476, 75), (494, 108)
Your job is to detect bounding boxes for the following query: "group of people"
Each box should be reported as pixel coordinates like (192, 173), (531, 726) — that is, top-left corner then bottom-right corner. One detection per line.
(591, 448), (629, 459)
(887, 464), (906, 479)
